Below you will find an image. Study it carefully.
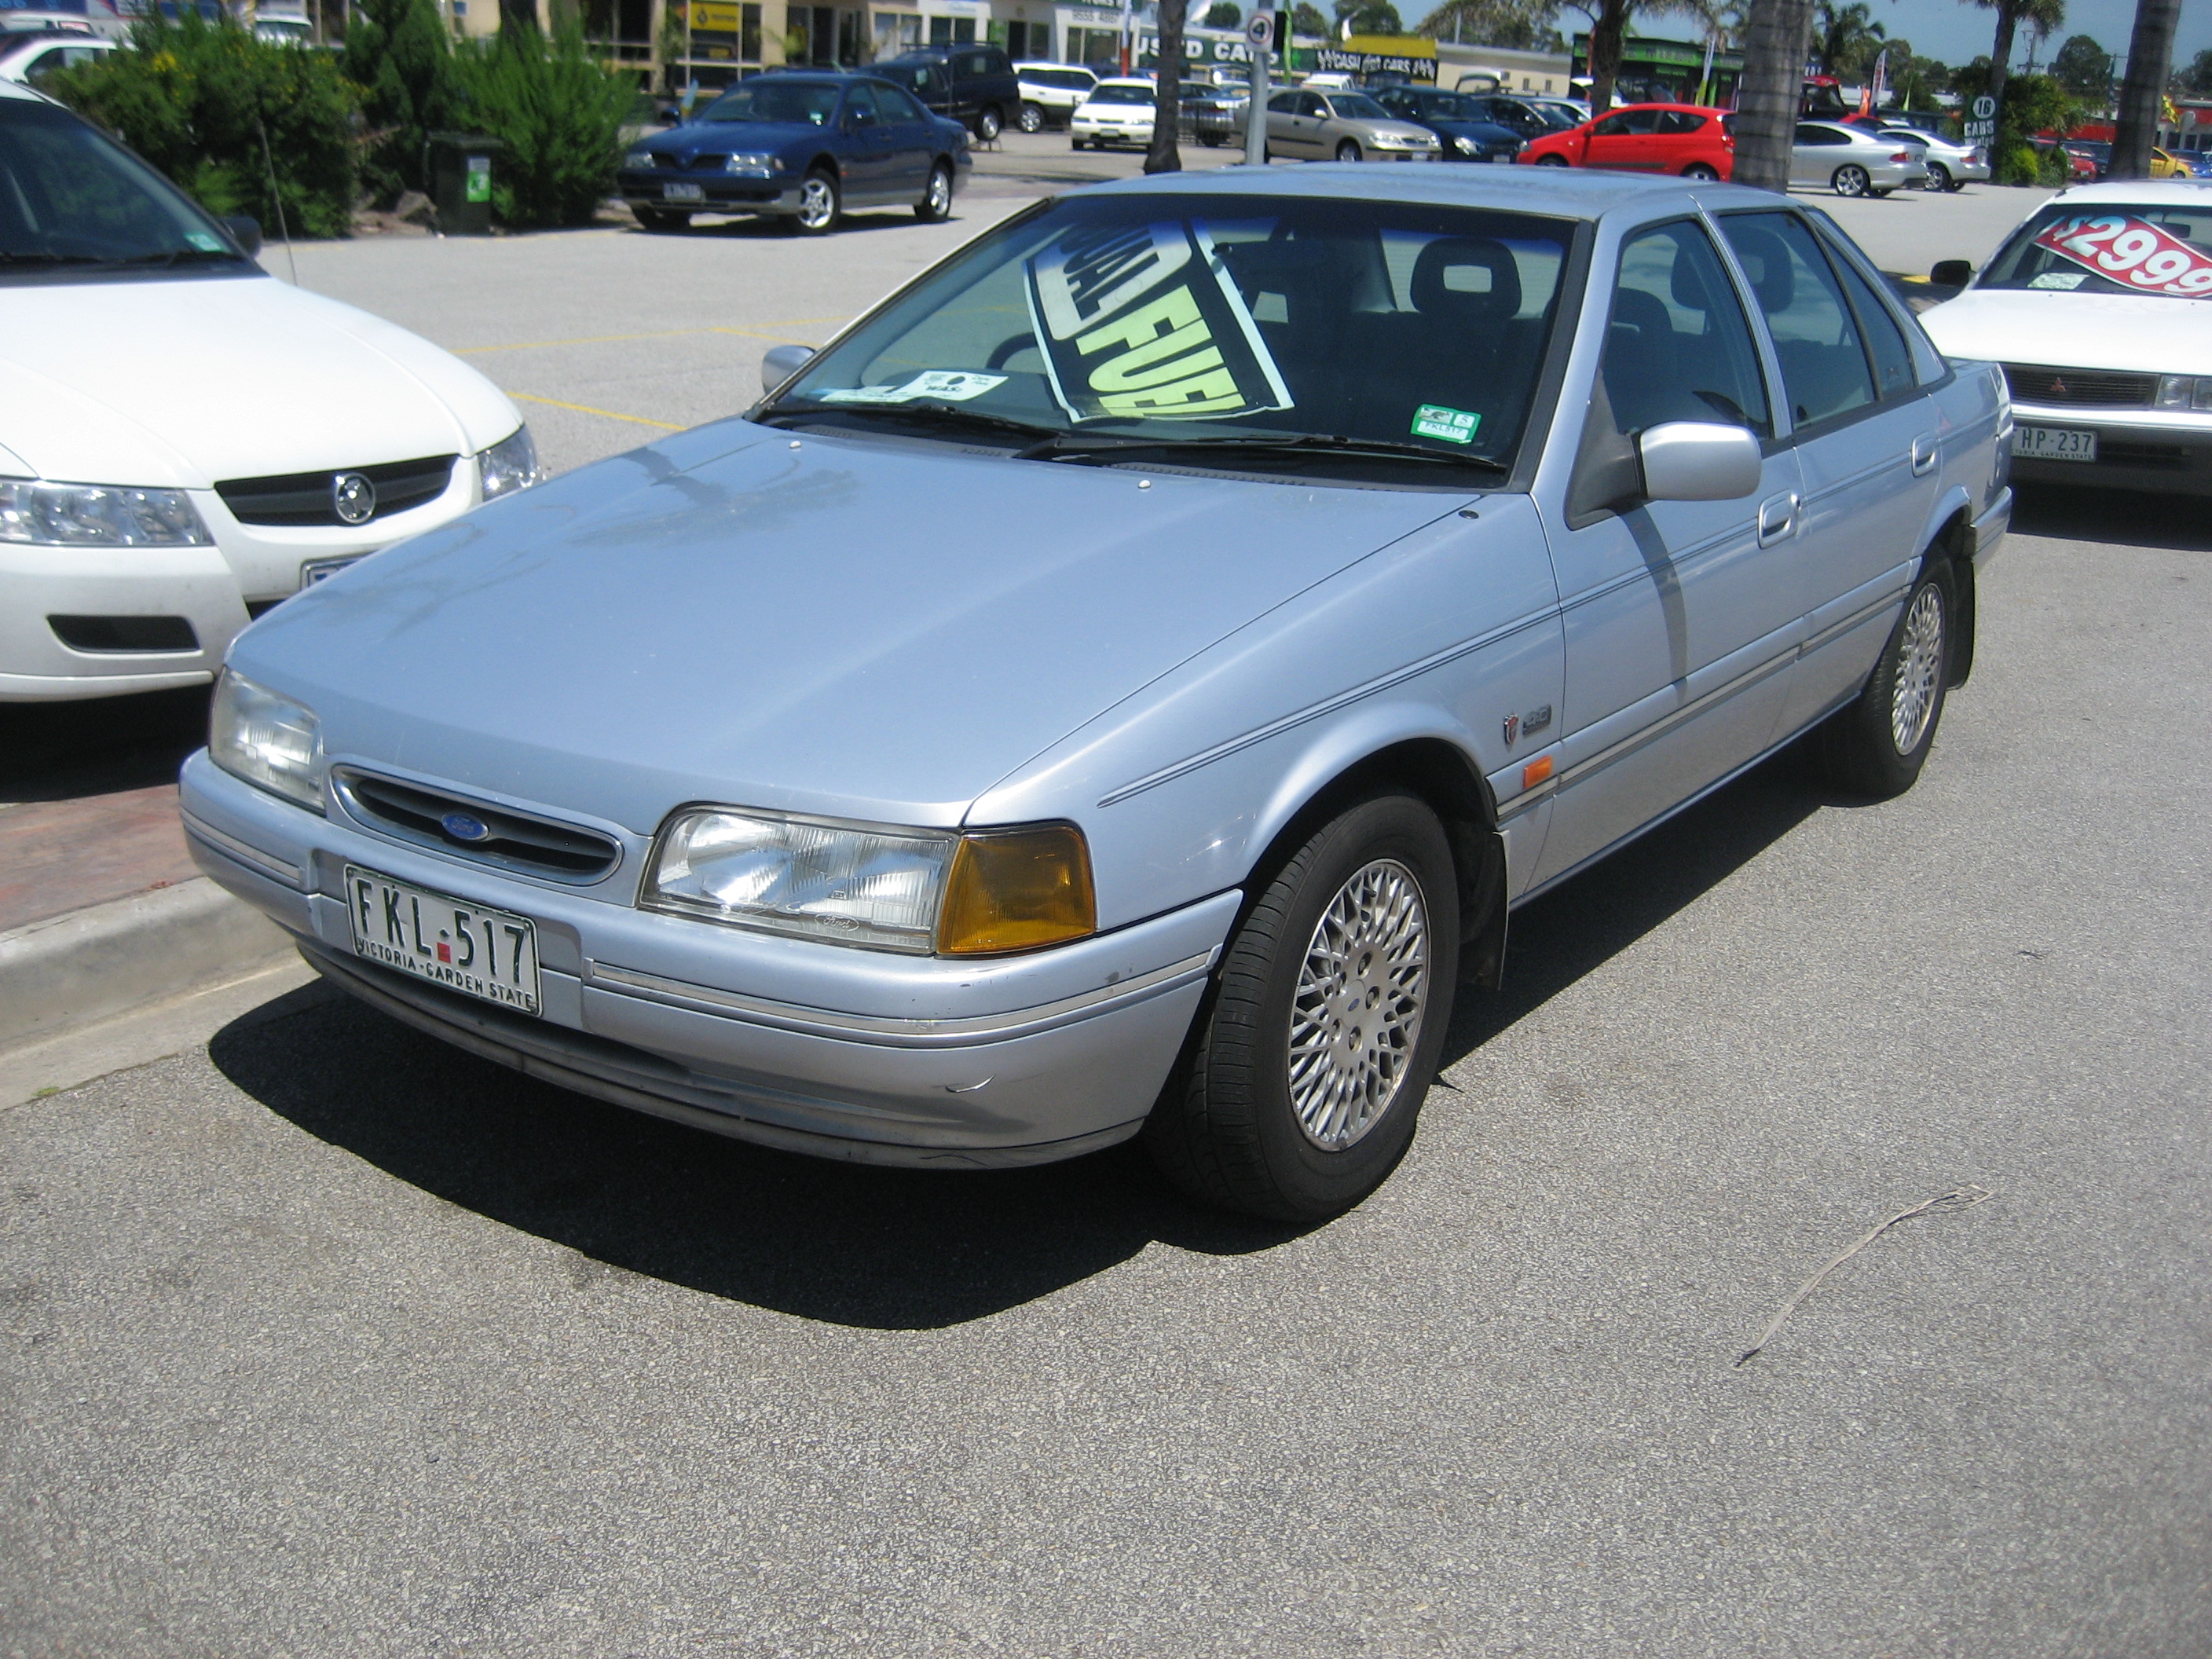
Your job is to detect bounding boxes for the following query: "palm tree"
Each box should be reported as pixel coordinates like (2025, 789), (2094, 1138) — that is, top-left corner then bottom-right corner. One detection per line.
(1961, 0), (2063, 117)
(1415, 0), (1560, 52)
(1813, 0), (1884, 78)
(2110, 0), (2180, 178)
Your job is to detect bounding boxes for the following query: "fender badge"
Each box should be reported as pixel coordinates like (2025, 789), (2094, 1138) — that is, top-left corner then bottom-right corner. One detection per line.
(1522, 704), (1553, 736)
(1503, 712), (1520, 746)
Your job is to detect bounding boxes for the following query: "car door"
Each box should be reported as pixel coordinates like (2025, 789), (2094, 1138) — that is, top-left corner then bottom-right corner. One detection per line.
(1531, 214), (1806, 888)
(1584, 108), (1658, 171)
(870, 79), (935, 197)
(1717, 210), (1942, 734)
(1791, 123), (1846, 185)
(1650, 108), (1707, 173)
(1262, 89), (1302, 154)
(836, 82), (895, 203)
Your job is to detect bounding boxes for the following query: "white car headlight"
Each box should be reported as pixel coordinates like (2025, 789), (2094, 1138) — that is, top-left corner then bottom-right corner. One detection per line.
(644, 808), (1097, 956)
(624, 147), (654, 167)
(0, 479), (211, 547)
(475, 426), (544, 500)
(725, 151), (778, 176)
(210, 669), (325, 811)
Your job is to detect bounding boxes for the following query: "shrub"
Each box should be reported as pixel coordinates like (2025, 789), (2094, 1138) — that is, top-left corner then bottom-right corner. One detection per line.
(450, 22), (632, 228)
(48, 13), (358, 237)
(343, 0), (463, 203)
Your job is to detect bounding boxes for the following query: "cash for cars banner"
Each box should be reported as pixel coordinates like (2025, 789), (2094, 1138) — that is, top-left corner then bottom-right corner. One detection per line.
(1025, 221), (1294, 422)
(2033, 213), (2212, 298)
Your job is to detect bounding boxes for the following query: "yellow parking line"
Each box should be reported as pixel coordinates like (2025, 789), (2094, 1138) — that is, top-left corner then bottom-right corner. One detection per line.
(509, 392), (684, 430)
(458, 317), (848, 354)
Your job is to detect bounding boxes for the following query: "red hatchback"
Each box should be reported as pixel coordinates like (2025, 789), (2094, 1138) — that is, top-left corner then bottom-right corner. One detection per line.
(1518, 103), (1734, 180)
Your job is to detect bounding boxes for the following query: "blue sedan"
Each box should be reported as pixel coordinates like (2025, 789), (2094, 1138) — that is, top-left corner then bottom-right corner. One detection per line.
(1373, 85), (1526, 163)
(184, 167), (2011, 1221)
(617, 71), (971, 235)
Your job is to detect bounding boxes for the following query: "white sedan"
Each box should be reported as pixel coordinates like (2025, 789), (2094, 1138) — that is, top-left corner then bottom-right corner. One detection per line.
(0, 81), (540, 701)
(1919, 180), (2212, 496)
(1070, 78), (1156, 152)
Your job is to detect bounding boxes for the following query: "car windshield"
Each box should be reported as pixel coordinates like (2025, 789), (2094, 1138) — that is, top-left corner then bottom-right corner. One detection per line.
(698, 81), (843, 125)
(0, 97), (249, 276)
(767, 191), (1575, 482)
(1409, 92), (1477, 119)
(1088, 82), (1154, 105)
(1328, 93), (1390, 120)
(1979, 202), (2212, 299)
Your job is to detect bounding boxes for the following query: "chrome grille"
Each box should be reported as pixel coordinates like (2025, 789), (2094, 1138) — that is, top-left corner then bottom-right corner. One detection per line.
(217, 455), (457, 527)
(335, 770), (622, 883)
(2001, 364), (2156, 408)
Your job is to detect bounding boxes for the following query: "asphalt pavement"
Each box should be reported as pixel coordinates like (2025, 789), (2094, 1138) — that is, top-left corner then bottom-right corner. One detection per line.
(3, 485), (2207, 1656)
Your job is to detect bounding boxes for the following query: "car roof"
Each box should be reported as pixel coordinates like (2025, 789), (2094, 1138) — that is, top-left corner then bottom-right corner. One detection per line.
(1082, 161), (1785, 222)
(2043, 178), (2212, 207)
(1092, 77), (1153, 90)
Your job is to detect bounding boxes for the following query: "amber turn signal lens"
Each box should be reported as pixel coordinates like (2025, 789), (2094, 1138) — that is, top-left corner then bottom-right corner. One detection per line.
(1522, 754), (1554, 789)
(937, 824), (1097, 955)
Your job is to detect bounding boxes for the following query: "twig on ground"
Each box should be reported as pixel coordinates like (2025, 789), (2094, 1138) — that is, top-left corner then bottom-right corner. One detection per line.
(1736, 1185), (1993, 1367)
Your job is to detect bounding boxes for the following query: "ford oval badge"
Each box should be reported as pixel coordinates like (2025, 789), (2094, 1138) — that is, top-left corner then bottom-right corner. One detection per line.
(441, 811), (492, 843)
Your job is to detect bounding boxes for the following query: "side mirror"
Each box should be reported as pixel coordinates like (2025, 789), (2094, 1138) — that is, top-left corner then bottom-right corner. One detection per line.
(760, 342), (815, 395)
(1929, 258), (1972, 287)
(221, 214), (263, 256)
(1639, 421), (1761, 503)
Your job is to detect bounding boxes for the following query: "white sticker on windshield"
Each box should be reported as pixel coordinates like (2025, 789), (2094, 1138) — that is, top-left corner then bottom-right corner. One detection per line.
(1023, 220), (1292, 423)
(2028, 269), (2087, 290)
(185, 231), (226, 251)
(818, 371), (1008, 405)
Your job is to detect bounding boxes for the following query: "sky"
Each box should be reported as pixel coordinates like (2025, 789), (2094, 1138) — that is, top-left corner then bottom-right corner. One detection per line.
(1797, 0), (2210, 76)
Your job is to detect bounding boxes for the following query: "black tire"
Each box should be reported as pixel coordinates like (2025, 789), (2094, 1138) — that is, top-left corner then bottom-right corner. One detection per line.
(1017, 101), (1045, 134)
(793, 167), (838, 236)
(1870, 185), (1894, 198)
(1683, 162), (1719, 181)
(1928, 161), (1954, 191)
(1144, 792), (1459, 1222)
(1535, 152), (1569, 167)
(1815, 566), (1954, 799)
(976, 104), (1002, 141)
(1335, 138), (1362, 163)
(633, 206), (690, 231)
(1071, 137), (1089, 150)
(914, 160), (953, 222)
(1832, 163), (1870, 197)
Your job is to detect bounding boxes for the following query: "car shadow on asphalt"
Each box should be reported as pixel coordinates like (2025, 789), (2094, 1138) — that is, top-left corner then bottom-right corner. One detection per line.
(2010, 484), (2212, 553)
(0, 684), (210, 804)
(208, 744), (1840, 1331)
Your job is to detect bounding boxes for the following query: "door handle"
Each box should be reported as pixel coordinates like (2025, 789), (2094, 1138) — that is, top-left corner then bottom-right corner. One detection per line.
(1757, 492), (1798, 546)
(1911, 435), (1939, 476)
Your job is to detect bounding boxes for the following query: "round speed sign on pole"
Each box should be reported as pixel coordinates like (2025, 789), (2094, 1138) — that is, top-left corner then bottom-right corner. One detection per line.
(1972, 94), (1996, 121)
(1247, 8), (1273, 49)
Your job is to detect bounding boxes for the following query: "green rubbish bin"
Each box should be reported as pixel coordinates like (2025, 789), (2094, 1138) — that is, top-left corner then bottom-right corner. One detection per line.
(428, 133), (503, 236)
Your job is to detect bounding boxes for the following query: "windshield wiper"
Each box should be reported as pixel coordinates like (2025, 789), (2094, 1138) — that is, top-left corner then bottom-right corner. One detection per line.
(1016, 430), (1511, 472)
(762, 399), (1060, 445)
(0, 251), (103, 266)
(107, 247), (248, 267)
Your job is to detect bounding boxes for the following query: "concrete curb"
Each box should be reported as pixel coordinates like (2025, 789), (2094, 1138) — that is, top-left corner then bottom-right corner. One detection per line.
(0, 878), (294, 1053)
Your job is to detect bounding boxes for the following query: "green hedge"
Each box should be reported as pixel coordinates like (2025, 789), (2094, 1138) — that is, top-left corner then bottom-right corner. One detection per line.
(49, 13), (359, 238)
(450, 24), (634, 229)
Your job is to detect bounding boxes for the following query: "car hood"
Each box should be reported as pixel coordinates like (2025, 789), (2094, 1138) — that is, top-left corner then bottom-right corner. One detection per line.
(231, 419), (1471, 832)
(1341, 119), (1437, 143)
(0, 271), (517, 490)
(1921, 287), (2212, 375)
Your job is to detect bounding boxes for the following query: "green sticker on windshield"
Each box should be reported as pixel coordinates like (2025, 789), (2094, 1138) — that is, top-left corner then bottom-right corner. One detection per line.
(1412, 404), (1480, 445)
(185, 231), (225, 251)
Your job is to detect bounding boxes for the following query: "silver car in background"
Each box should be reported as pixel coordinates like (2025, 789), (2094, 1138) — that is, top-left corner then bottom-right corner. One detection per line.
(1793, 120), (1928, 196)
(1877, 124), (1987, 191)
(183, 168), (2009, 1222)
(1241, 87), (1441, 163)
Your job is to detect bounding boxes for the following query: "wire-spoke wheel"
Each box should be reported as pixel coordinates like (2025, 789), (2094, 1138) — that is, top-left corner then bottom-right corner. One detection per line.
(1816, 566), (1954, 799)
(1287, 859), (1429, 1151)
(1144, 792), (1459, 1221)
(793, 170), (839, 235)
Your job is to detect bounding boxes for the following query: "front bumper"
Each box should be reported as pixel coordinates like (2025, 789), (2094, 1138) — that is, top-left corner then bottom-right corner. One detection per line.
(620, 170), (808, 215)
(179, 750), (1235, 1167)
(0, 466), (479, 703)
(1072, 121), (1153, 147)
(2007, 402), (2212, 495)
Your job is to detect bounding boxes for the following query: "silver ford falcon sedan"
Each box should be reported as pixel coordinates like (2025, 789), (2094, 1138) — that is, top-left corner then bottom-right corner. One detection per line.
(181, 167), (2012, 1221)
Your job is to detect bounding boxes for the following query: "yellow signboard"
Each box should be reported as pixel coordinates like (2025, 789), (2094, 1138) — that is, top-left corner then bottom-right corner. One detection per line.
(1342, 35), (1434, 57)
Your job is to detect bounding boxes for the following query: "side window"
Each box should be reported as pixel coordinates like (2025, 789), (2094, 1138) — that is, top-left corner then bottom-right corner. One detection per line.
(1655, 110), (1704, 136)
(1796, 123), (1840, 146)
(1721, 211), (1874, 428)
(1822, 242), (1915, 400)
(1269, 89), (1298, 112)
(843, 82), (879, 123)
(1591, 112), (1632, 137)
(1300, 93), (1326, 116)
(877, 84), (925, 122)
(1600, 220), (1772, 438)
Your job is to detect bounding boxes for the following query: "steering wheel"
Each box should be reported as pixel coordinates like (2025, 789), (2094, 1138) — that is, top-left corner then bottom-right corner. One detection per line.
(985, 332), (1042, 372)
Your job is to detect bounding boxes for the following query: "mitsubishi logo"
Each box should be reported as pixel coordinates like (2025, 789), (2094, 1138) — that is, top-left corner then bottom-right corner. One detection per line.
(2049, 375), (2069, 395)
(332, 471), (376, 526)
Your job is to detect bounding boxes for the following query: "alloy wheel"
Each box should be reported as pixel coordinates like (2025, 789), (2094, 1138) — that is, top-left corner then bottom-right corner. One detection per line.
(1889, 583), (1946, 754)
(925, 166), (950, 217)
(797, 176), (836, 231)
(1287, 859), (1430, 1151)
(1833, 164), (1869, 196)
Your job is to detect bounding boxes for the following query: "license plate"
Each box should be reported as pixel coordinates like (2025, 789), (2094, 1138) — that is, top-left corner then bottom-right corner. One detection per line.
(662, 181), (705, 202)
(2012, 425), (2097, 462)
(300, 555), (364, 587)
(343, 864), (540, 1016)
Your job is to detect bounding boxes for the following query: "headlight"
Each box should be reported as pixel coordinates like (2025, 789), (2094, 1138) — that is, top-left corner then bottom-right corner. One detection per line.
(623, 147), (654, 168)
(643, 809), (1095, 955)
(475, 426), (544, 500)
(2155, 375), (2212, 411)
(725, 151), (778, 176)
(210, 668), (324, 811)
(1456, 135), (1478, 154)
(0, 479), (211, 547)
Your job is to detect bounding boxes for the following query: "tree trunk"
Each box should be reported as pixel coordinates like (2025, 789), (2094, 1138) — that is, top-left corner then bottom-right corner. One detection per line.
(1986, 0), (2017, 113)
(1146, 0), (1188, 174)
(2109, 0), (2181, 179)
(1732, 0), (1816, 192)
(1586, 0), (1631, 115)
